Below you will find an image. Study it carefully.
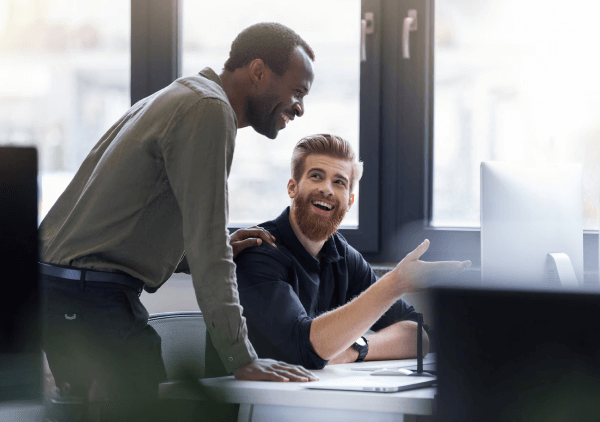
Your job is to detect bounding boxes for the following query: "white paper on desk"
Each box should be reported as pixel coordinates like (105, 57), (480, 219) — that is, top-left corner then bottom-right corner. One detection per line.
(305, 376), (436, 393)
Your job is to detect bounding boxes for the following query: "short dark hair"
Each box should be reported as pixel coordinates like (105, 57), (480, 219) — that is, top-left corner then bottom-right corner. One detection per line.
(224, 23), (315, 76)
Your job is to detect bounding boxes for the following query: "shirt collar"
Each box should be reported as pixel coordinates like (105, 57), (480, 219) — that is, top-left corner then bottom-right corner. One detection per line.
(199, 67), (224, 90)
(198, 67), (238, 128)
(274, 207), (343, 268)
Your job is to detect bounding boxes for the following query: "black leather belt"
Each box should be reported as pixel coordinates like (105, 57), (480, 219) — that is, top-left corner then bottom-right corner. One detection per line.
(39, 262), (144, 294)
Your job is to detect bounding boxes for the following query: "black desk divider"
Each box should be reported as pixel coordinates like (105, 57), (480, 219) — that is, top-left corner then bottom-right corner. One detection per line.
(0, 146), (41, 403)
(433, 285), (600, 422)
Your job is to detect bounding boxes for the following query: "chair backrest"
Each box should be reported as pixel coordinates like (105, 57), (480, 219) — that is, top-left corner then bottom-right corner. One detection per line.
(148, 312), (206, 381)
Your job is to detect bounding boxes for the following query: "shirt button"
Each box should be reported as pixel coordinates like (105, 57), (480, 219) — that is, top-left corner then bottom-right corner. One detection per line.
(228, 357), (233, 362)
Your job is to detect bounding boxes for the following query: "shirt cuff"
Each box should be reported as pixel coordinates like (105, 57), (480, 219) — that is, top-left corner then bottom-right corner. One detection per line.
(299, 318), (329, 369)
(212, 336), (258, 374)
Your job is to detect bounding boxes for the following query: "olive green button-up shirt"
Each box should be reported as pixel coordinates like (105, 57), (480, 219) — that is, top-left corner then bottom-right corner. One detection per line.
(39, 68), (258, 373)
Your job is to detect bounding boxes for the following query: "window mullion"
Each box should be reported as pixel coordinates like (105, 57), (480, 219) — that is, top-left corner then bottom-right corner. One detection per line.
(131, 0), (180, 105)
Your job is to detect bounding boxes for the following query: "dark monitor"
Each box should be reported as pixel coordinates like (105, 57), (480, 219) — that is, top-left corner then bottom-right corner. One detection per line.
(433, 285), (600, 422)
(0, 147), (41, 403)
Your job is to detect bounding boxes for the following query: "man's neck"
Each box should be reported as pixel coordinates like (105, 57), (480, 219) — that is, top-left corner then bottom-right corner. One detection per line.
(289, 210), (325, 259)
(219, 70), (249, 128)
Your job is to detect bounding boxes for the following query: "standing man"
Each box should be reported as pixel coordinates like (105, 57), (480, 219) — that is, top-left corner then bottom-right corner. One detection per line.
(39, 22), (317, 419)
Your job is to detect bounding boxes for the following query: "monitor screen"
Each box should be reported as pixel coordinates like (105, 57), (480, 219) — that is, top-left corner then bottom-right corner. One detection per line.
(480, 162), (583, 287)
(0, 147), (41, 403)
(433, 286), (600, 421)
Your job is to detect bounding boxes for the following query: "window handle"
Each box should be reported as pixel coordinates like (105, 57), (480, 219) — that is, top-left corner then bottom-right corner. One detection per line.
(402, 9), (418, 59)
(361, 12), (375, 62)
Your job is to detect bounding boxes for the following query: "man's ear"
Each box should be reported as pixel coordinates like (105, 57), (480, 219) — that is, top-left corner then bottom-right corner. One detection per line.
(347, 193), (355, 210)
(287, 179), (298, 199)
(248, 59), (271, 89)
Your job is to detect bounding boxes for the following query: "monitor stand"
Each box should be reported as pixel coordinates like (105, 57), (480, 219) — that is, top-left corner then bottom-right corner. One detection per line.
(407, 313), (435, 377)
(547, 253), (579, 288)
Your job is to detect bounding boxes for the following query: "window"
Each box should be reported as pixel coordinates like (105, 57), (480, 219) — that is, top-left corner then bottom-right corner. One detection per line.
(132, 0), (381, 252)
(349, 0), (598, 277)
(0, 0), (131, 224)
(181, 0), (362, 227)
(132, 0), (382, 313)
(369, 0), (599, 278)
(432, 0), (600, 230)
(10, 0), (596, 273)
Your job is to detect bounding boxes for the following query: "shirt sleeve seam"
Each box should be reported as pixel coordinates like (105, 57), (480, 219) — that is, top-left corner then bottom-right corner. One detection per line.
(159, 97), (235, 150)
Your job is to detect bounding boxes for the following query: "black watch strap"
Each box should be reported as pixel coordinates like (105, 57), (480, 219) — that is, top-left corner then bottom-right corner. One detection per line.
(351, 336), (369, 362)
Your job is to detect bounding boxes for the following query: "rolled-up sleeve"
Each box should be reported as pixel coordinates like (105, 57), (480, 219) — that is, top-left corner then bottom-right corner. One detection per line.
(161, 98), (257, 373)
(235, 248), (328, 369)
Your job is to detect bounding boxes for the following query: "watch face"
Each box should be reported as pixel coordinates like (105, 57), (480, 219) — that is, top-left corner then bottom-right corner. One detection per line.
(355, 337), (366, 346)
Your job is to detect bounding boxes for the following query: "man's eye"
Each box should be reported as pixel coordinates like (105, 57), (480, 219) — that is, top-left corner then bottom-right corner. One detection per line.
(335, 180), (346, 186)
(310, 174), (321, 179)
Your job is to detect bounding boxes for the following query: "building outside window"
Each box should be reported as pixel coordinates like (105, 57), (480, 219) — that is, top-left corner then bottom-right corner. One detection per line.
(432, 0), (600, 230)
(182, 0), (361, 227)
(0, 0), (131, 224)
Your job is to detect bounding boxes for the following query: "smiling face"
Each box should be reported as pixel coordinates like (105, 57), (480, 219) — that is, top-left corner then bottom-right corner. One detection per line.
(288, 154), (355, 242)
(246, 46), (314, 139)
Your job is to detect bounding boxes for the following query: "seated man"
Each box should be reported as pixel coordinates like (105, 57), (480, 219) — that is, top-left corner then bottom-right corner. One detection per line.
(207, 134), (470, 374)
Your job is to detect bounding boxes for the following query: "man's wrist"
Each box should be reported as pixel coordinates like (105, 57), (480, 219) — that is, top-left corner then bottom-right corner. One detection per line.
(348, 347), (360, 362)
(351, 336), (369, 362)
(380, 269), (403, 299)
(219, 338), (257, 374)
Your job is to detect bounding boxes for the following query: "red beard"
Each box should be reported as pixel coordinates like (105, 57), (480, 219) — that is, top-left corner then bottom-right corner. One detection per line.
(292, 191), (348, 242)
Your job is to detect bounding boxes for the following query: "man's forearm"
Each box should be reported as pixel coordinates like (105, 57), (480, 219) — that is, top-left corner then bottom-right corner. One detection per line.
(309, 272), (401, 360)
(327, 321), (429, 365)
(366, 321), (429, 360)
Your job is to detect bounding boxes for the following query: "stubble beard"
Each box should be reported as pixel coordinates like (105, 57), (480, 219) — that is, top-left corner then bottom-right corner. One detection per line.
(245, 93), (280, 139)
(292, 191), (348, 242)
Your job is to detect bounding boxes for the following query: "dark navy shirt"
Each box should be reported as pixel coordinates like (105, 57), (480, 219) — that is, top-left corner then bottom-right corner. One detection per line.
(206, 207), (418, 375)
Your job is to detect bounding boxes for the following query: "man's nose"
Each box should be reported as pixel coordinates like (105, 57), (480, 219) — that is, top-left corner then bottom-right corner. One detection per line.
(293, 100), (304, 118)
(319, 181), (334, 196)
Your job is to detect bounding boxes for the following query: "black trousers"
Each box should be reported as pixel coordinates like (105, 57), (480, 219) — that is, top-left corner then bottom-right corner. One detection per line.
(41, 272), (167, 421)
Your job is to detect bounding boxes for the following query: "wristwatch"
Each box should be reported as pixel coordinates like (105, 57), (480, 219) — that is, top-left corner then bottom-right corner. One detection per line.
(351, 336), (369, 362)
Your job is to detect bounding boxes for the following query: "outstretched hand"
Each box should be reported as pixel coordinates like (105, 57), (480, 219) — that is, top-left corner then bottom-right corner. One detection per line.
(392, 239), (471, 294)
(234, 358), (319, 382)
(230, 226), (277, 258)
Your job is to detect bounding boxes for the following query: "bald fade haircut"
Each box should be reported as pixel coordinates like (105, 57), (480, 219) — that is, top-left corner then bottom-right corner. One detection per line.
(224, 22), (315, 76)
(291, 134), (363, 193)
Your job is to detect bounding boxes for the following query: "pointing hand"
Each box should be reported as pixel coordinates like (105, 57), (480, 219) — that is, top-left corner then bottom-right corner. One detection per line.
(392, 239), (471, 294)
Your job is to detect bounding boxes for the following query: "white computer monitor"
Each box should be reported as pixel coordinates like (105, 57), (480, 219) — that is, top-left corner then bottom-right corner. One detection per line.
(480, 161), (583, 287)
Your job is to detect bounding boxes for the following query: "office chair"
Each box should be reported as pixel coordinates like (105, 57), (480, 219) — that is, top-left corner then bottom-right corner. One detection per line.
(148, 311), (238, 422)
(148, 311), (206, 381)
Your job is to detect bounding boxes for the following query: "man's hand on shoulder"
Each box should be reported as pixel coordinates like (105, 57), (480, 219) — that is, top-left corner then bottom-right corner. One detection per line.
(233, 358), (318, 382)
(230, 226), (277, 258)
(391, 239), (471, 295)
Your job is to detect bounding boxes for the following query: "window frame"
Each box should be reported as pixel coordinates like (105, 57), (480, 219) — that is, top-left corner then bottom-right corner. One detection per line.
(131, 0), (181, 105)
(361, 0), (598, 284)
(131, 0), (598, 280)
(131, 0), (381, 253)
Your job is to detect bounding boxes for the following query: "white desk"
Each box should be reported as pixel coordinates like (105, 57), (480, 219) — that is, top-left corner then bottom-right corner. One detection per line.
(0, 402), (45, 422)
(194, 358), (436, 422)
